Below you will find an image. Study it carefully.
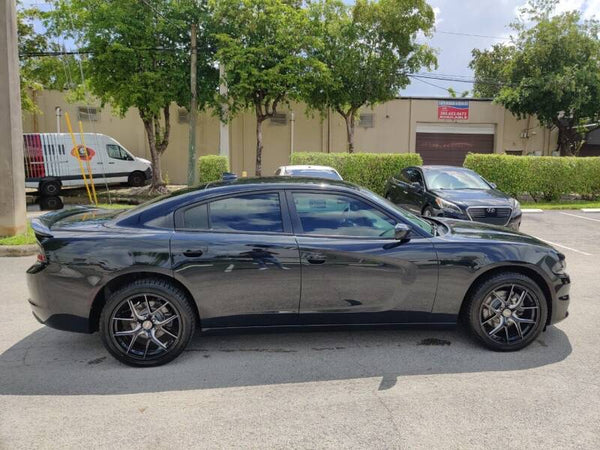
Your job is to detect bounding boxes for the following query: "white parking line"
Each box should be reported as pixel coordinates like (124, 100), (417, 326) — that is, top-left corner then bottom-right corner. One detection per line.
(522, 209), (543, 213)
(532, 236), (593, 256)
(559, 212), (600, 223)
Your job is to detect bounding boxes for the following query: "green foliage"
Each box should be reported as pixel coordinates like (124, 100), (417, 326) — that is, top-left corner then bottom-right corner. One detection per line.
(47, 0), (218, 191)
(211, 0), (325, 175)
(0, 222), (34, 245)
(17, 4), (75, 113)
(304, 0), (437, 152)
(198, 155), (230, 183)
(469, 0), (600, 154)
(291, 152), (422, 195)
(464, 154), (600, 201)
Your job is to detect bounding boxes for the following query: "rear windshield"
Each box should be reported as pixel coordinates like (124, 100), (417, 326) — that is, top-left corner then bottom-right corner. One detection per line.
(287, 170), (341, 180)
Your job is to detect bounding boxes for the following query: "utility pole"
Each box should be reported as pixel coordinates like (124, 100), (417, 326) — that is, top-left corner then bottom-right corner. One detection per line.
(219, 64), (230, 159)
(0, 0), (26, 237)
(187, 22), (198, 186)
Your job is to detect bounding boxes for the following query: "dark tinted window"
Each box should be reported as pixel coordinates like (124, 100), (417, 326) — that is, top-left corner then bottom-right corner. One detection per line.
(183, 203), (208, 229)
(181, 193), (284, 232)
(210, 193), (283, 232)
(292, 192), (396, 237)
(401, 168), (423, 184)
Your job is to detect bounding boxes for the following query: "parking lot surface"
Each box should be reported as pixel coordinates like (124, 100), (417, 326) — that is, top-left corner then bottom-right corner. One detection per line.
(1, 211), (599, 449)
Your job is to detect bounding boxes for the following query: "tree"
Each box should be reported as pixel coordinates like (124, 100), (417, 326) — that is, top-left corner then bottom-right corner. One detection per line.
(447, 87), (470, 98)
(47, 0), (217, 192)
(470, 0), (600, 155)
(469, 44), (514, 98)
(304, 0), (436, 153)
(211, 0), (326, 176)
(17, 3), (74, 113)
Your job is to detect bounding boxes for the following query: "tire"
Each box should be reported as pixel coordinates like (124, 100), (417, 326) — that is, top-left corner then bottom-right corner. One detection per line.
(128, 171), (146, 187)
(99, 278), (197, 367)
(422, 205), (434, 217)
(39, 180), (61, 196)
(464, 272), (548, 352)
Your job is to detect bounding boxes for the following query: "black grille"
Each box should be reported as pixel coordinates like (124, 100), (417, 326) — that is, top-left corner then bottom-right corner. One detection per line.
(468, 207), (511, 226)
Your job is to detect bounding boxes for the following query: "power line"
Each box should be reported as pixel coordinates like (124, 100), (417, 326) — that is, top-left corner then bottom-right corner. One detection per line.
(409, 75), (451, 93)
(435, 30), (511, 41)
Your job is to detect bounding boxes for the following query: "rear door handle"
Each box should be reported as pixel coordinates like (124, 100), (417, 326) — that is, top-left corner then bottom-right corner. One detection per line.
(183, 249), (204, 257)
(306, 254), (326, 264)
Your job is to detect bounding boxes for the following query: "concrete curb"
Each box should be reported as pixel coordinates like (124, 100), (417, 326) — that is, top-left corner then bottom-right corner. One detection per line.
(581, 208), (600, 213)
(0, 245), (37, 257)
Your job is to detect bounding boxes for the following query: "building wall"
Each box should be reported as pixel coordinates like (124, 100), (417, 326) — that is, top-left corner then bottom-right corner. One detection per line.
(22, 91), (558, 184)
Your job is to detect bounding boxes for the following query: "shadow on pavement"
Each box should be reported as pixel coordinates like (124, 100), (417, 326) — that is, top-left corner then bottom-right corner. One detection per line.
(0, 325), (571, 396)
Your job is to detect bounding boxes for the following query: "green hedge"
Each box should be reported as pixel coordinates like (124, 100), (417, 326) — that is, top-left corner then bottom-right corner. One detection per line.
(290, 152), (423, 195)
(198, 155), (230, 183)
(464, 153), (600, 201)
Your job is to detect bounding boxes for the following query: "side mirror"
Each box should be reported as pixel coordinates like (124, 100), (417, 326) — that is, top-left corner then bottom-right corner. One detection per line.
(394, 223), (411, 241)
(411, 182), (423, 192)
(490, 182), (497, 189)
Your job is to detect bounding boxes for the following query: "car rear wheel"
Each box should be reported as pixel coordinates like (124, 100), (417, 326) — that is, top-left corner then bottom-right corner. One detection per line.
(128, 171), (146, 187)
(465, 272), (547, 351)
(99, 279), (196, 367)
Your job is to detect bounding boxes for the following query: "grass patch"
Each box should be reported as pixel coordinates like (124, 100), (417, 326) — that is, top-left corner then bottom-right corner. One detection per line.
(521, 200), (600, 210)
(0, 223), (35, 246)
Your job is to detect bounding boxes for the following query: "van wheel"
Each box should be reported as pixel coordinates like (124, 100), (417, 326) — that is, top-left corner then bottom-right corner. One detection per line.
(39, 180), (61, 196)
(128, 171), (146, 187)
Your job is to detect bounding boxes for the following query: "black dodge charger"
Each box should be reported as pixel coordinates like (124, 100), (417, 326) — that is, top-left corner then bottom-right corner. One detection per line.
(384, 166), (522, 230)
(27, 177), (570, 366)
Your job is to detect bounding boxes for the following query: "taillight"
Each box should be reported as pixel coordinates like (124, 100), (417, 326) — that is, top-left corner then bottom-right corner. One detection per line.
(36, 245), (47, 263)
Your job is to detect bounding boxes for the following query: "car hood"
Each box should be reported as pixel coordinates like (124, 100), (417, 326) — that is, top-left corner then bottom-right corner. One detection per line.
(429, 188), (512, 207)
(437, 218), (553, 248)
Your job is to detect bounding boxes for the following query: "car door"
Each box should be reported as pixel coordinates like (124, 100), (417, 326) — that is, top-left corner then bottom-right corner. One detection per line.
(287, 190), (439, 325)
(386, 168), (412, 209)
(170, 190), (301, 328)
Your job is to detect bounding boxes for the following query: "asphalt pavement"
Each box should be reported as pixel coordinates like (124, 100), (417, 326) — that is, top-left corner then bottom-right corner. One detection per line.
(0, 210), (599, 449)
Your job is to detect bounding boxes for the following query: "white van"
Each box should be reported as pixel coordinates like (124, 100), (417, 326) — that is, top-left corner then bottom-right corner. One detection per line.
(23, 133), (152, 196)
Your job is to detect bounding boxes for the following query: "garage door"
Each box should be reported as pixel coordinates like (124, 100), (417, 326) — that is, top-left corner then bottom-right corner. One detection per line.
(415, 123), (495, 166)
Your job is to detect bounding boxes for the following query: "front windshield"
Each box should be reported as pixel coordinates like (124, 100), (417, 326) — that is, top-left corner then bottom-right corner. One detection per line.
(424, 169), (491, 190)
(360, 188), (435, 235)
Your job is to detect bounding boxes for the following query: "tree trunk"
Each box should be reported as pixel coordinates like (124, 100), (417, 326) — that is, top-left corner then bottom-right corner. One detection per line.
(141, 115), (167, 193)
(344, 113), (355, 153)
(556, 122), (584, 156)
(255, 110), (265, 176)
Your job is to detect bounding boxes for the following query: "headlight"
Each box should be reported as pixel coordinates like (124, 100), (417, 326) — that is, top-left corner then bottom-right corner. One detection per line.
(512, 198), (521, 211)
(552, 252), (567, 274)
(435, 197), (463, 213)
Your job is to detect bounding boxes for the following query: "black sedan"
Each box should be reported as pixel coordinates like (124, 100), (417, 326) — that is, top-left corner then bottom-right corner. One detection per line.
(384, 166), (522, 229)
(27, 177), (569, 366)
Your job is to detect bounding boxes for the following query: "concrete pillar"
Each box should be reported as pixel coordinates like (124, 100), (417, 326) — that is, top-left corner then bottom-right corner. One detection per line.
(0, 0), (26, 236)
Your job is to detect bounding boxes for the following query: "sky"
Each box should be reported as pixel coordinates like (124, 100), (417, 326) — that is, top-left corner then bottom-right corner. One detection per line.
(400, 0), (600, 97)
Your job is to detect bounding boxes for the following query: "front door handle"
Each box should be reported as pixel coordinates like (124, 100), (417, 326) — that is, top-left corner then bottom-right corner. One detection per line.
(183, 249), (204, 257)
(306, 254), (326, 264)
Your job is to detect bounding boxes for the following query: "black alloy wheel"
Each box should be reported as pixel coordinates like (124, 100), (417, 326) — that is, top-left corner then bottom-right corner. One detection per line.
(100, 279), (196, 366)
(465, 272), (547, 351)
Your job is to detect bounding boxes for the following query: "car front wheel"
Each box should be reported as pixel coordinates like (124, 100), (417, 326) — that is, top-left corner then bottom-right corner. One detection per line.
(99, 279), (196, 367)
(465, 272), (548, 351)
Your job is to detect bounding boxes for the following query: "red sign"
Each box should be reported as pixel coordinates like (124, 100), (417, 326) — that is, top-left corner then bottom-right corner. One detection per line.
(438, 100), (469, 120)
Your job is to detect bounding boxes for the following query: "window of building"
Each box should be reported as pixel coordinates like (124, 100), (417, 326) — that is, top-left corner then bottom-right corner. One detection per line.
(359, 113), (375, 128)
(78, 106), (99, 121)
(270, 113), (288, 125)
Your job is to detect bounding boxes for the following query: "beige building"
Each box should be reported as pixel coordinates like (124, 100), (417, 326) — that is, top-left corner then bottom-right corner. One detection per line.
(23, 90), (558, 185)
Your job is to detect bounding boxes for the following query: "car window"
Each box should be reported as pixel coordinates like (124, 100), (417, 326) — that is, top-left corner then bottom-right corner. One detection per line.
(182, 193), (284, 233)
(287, 170), (342, 180)
(107, 144), (131, 161)
(292, 192), (396, 237)
(425, 169), (490, 190)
